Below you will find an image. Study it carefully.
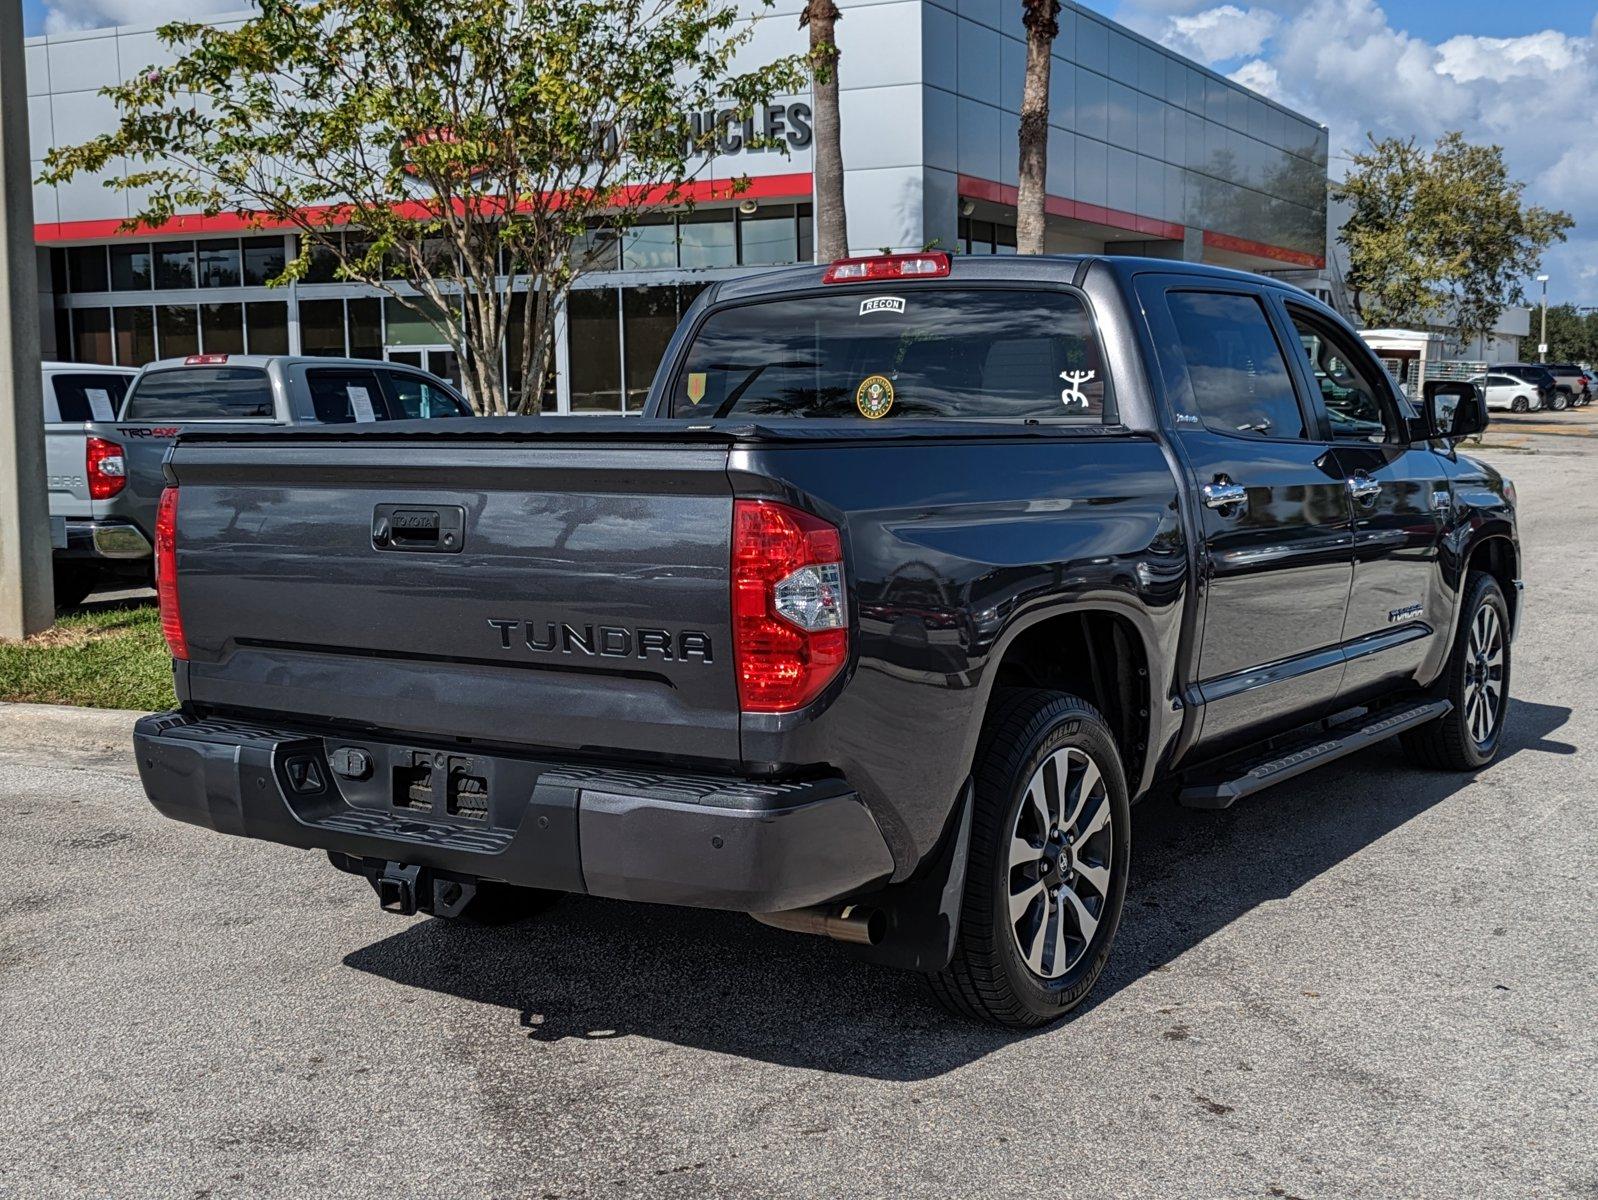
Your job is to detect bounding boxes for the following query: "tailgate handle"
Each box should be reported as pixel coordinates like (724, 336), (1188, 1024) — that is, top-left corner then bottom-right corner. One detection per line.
(372, 504), (465, 553)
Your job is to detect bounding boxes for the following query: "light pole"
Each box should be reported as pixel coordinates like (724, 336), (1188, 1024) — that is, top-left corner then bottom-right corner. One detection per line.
(0, 0), (54, 640)
(1537, 273), (1550, 363)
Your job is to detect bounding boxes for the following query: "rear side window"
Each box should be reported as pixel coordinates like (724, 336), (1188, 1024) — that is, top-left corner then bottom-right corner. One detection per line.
(1164, 291), (1305, 439)
(667, 288), (1111, 421)
(123, 367), (273, 420)
(306, 368), (386, 423)
(383, 371), (472, 419)
(49, 372), (130, 423)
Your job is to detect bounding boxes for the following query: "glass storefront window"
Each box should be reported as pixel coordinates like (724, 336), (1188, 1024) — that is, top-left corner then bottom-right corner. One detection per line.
(300, 298), (347, 356)
(737, 205), (798, 266)
(574, 225), (620, 272)
(622, 286), (680, 413)
(197, 239), (241, 288)
(67, 246), (109, 293)
(114, 306), (155, 365)
(155, 242), (196, 289)
(157, 304), (200, 358)
(303, 235), (341, 283)
(678, 209), (736, 269)
(621, 218), (676, 270)
(567, 287), (622, 412)
(798, 203), (814, 264)
(110, 244), (151, 291)
(243, 237), (287, 286)
(245, 301), (289, 354)
(71, 307), (113, 364)
(506, 292), (558, 413)
(348, 297), (382, 360)
(200, 302), (245, 354)
(384, 296), (454, 347)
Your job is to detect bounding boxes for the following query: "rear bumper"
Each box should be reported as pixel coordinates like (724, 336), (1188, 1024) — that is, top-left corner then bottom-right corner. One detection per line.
(133, 711), (894, 913)
(55, 519), (152, 561)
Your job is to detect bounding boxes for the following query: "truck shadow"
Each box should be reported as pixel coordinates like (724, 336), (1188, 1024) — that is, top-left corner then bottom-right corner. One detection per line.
(342, 698), (1574, 1081)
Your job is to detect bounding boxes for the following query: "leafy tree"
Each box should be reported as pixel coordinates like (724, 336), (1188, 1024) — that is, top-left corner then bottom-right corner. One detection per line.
(41, 0), (803, 414)
(1332, 132), (1572, 349)
(1015, 0), (1061, 255)
(800, 1), (847, 261)
(1541, 303), (1598, 364)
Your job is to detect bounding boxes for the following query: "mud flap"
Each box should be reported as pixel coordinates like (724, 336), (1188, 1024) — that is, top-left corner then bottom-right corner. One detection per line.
(843, 779), (973, 972)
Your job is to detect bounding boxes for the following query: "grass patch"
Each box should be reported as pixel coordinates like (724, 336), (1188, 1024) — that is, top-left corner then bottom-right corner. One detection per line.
(0, 601), (175, 711)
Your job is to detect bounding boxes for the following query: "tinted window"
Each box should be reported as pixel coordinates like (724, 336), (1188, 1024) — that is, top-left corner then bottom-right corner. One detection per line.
(1165, 291), (1304, 439)
(669, 288), (1110, 421)
(50, 372), (130, 422)
(305, 368), (386, 423)
(1287, 308), (1397, 442)
(123, 367), (274, 420)
(383, 371), (471, 419)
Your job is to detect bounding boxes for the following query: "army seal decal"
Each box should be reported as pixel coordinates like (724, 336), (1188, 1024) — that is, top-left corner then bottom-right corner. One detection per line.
(855, 374), (895, 419)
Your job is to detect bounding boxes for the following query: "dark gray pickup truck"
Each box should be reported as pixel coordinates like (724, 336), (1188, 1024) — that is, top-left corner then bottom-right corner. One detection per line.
(135, 253), (1522, 1027)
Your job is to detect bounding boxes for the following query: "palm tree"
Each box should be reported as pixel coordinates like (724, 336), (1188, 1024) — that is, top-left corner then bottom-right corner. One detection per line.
(1016, 0), (1061, 254)
(801, 0), (848, 261)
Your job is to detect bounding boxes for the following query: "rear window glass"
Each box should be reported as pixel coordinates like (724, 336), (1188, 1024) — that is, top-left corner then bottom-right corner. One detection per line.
(668, 288), (1110, 421)
(49, 372), (129, 422)
(123, 367), (273, 420)
(306, 368), (386, 423)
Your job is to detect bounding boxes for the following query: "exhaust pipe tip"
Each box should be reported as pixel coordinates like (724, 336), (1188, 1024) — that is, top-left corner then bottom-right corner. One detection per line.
(752, 903), (886, 946)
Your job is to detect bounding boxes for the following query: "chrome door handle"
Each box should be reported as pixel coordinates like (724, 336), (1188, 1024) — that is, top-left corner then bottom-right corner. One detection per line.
(1200, 480), (1248, 510)
(1347, 474), (1382, 504)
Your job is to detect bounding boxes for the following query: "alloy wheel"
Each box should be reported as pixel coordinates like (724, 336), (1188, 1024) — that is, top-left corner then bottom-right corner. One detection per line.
(1006, 747), (1113, 979)
(1463, 604), (1505, 746)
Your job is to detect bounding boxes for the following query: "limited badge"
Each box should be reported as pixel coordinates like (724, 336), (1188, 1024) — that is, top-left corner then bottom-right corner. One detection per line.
(685, 371), (707, 405)
(856, 374), (895, 419)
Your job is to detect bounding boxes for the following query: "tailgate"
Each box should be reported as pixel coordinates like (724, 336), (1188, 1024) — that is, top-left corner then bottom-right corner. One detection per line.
(168, 436), (740, 761)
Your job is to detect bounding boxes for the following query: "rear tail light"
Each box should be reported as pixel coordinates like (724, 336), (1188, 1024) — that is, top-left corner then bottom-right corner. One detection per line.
(732, 499), (848, 712)
(85, 436), (126, 499)
(822, 252), (951, 283)
(155, 486), (188, 661)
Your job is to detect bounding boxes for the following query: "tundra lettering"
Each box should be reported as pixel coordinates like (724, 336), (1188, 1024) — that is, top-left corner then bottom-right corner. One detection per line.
(487, 618), (713, 662)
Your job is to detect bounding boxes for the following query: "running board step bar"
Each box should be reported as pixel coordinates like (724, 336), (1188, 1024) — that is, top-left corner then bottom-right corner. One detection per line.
(1178, 700), (1452, 810)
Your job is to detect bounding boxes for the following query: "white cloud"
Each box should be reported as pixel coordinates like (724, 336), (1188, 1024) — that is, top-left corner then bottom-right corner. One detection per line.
(1158, 5), (1280, 63)
(42, 1), (252, 35)
(1120, 0), (1598, 303)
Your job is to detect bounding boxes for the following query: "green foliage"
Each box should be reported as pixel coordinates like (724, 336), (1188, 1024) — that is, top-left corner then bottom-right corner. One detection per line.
(1541, 304), (1598, 365)
(0, 603), (175, 711)
(1332, 133), (1573, 347)
(40, 0), (804, 413)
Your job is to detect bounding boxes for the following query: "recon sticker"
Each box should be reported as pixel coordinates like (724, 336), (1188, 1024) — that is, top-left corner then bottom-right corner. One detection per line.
(856, 374), (895, 419)
(859, 296), (905, 317)
(685, 372), (707, 405)
(1059, 369), (1096, 410)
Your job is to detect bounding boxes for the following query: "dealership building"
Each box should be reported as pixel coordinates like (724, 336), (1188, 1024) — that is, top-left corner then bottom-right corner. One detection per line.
(25, 0), (1330, 413)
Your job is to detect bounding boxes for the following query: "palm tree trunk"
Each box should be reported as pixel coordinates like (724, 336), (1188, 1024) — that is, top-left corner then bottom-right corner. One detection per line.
(803, 1), (848, 262)
(1016, 0), (1060, 255)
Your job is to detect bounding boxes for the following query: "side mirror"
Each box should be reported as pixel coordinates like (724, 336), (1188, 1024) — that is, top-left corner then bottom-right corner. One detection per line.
(1418, 380), (1488, 442)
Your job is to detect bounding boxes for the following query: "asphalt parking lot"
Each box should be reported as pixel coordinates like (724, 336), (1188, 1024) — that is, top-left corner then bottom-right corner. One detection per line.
(2, 410), (1595, 1199)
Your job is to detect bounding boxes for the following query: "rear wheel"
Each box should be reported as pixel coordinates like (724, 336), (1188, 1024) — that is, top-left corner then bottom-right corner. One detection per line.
(1511, 395), (1530, 413)
(930, 689), (1130, 1028)
(1401, 572), (1511, 771)
(1550, 391), (1569, 412)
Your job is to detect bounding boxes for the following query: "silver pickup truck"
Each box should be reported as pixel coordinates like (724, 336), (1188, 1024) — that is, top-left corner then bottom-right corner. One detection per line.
(46, 353), (475, 607)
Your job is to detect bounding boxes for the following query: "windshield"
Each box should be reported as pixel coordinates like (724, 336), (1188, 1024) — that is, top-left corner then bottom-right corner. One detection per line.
(667, 288), (1110, 421)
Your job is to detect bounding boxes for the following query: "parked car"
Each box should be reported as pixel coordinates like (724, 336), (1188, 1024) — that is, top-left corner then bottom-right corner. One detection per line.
(1543, 363), (1592, 406)
(43, 354), (474, 607)
(1495, 363), (1569, 411)
(132, 254), (1520, 1028)
(1471, 370), (1552, 414)
(42, 362), (144, 606)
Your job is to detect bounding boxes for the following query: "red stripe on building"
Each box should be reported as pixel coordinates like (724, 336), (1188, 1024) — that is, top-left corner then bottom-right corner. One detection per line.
(1201, 229), (1322, 269)
(958, 173), (1324, 269)
(33, 172), (816, 244)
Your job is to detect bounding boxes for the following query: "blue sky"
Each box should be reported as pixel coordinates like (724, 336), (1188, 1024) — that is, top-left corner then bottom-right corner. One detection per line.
(23, 0), (1598, 304)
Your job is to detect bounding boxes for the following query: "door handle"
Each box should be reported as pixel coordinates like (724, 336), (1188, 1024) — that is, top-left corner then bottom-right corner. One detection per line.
(1347, 473), (1382, 505)
(1200, 478), (1248, 511)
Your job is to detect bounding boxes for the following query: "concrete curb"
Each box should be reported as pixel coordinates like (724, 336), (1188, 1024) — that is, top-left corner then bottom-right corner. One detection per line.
(0, 700), (148, 772)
